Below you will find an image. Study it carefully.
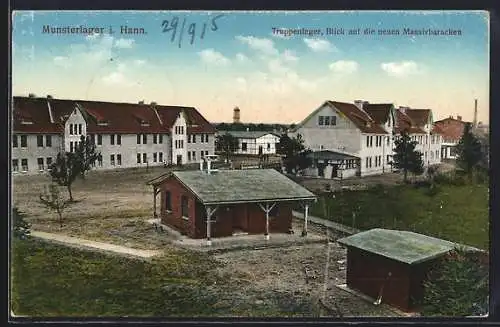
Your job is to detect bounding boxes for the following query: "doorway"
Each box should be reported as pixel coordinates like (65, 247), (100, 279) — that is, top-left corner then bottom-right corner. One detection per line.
(176, 155), (182, 165)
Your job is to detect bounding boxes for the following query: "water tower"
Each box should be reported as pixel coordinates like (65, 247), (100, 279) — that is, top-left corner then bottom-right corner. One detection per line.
(233, 106), (241, 123)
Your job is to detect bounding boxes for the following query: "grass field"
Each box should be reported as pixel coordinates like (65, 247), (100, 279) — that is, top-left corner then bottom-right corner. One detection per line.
(310, 181), (489, 250)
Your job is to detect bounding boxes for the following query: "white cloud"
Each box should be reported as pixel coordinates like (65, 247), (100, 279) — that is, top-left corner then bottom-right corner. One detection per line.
(236, 35), (278, 56)
(236, 53), (249, 62)
(53, 56), (71, 68)
(133, 59), (146, 66)
(329, 60), (359, 74)
(114, 38), (135, 49)
(198, 49), (230, 66)
(101, 71), (134, 86)
(303, 38), (336, 52)
(282, 49), (299, 62)
(381, 61), (420, 77)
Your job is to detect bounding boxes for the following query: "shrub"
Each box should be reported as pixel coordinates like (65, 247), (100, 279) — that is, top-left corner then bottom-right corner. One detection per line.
(420, 247), (489, 316)
(12, 207), (30, 239)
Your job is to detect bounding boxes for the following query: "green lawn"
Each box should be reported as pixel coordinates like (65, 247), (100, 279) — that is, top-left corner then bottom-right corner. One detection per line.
(310, 182), (489, 250)
(10, 239), (316, 317)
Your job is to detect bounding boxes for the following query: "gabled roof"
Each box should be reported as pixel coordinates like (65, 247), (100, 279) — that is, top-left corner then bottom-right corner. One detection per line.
(433, 118), (467, 142)
(12, 96), (216, 135)
(337, 228), (479, 265)
(394, 109), (426, 134)
(161, 169), (316, 205)
(363, 103), (393, 125)
(222, 131), (280, 139)
(405, 109), (431, 126)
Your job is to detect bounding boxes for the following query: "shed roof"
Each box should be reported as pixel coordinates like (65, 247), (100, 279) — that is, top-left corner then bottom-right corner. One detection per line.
(337, 228), (474, 265)
(307, 150), (359, 161)
(154, 169), (316, 205)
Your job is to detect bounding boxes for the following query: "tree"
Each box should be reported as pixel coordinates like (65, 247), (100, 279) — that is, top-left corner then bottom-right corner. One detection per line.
(215, 133), (239, 163)
(456, 123), (483, 182)
(420, 247), (488, 316)
(277, 134), (312, 174)
(392, 130), (424, 183)
(49, 135), (100, 201)
(12, 207), (31, 239)
(39, 183), (72, 228)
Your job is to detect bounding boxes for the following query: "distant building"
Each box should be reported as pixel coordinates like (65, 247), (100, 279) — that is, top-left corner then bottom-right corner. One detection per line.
(222, 131), (281, 155)
(11, 96), (216, 174)
(433, 115), (469, 160)
(233, 106), (241, 124)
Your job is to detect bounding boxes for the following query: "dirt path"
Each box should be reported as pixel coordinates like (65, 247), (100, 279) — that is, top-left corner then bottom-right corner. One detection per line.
(31, 231), (163, 259)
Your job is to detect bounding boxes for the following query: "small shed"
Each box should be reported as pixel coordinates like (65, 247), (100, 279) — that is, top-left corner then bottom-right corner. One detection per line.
(337, 228), (474, 312)
(304, 150), (361, 179)
(223, 131), (281, 155)
(147, 166), (316, 245)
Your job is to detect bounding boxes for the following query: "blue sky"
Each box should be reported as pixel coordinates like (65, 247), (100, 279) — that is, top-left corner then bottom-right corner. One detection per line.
(12, 10), (489, 124)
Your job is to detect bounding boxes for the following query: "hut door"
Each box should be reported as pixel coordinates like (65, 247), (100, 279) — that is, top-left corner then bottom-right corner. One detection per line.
(331, 164), (339, 178)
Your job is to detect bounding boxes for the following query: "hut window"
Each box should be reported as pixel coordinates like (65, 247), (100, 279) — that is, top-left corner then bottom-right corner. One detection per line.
(181, 195), (188, 218)
(241, 142), (247, 151)
(165, 191), (172, 211)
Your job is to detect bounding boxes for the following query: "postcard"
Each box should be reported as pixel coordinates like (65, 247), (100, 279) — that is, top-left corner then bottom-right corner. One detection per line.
(10, 10), (490, 319)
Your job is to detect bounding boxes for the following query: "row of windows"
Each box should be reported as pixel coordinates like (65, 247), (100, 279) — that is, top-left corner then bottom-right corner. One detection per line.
(187, 134), (210, 143)
(12, 135), (53, 148)
(174, 140), (184, 149)
(318, 115), (337, 126)
(344, 159), (357, 169)
(174, 126), (185, 134)
(366, 135), (390, 148)
(12, 157), (53, 172)
(69, 123), (83, 135)
(137, 152), (164, 164)
(365, 155), (387, 168)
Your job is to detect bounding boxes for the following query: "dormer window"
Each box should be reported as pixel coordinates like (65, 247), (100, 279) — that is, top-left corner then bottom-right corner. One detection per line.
(140, 120), (150, 127)
(21, 119), (33, 125)
(97, 121), (108, 126)
(366, 122), (372, 128)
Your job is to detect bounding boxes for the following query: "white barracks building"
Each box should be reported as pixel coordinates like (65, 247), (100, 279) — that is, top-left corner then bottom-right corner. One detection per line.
(11, 95), (216, 174)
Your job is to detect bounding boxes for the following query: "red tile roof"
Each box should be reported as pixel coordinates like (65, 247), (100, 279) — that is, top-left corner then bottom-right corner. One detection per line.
(394, 109), (426, 134)
(405, 109), (431, 126)
(433, 118), (467, 143)
(12, 96), (215, 135)
(363, 103), (393, 125)
(327, 101), (388, 134)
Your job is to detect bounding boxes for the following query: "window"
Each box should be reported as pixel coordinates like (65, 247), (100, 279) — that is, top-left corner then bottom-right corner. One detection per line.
(21, 159), (28, 172)
(137, 153), (141, 163)
(37, 158), (44, 171)
(242, 142), (248, 151)
(110, 154), (115, 166)
(431, 151), (434, 160)
(191, 151), (196, 161)
(187, 152), (191, 161)
(70, 142), (74, 153)
(137, 134), (141, 144)
(12, 159), (18, 172)
(318, 116), (324, 126)
(97, 134), (102, 145)
(331, 116), (337, 126)
(46, 135), (52, 147)
(181, 195), (189, 218)
(110, 134), (115, 145)
(324, 116), (330, 126)
(12, 135), (18, 148)
(205, 134), (209, 143)
(153, 152), (158, 162)
(70, 124), (73, 135)
(143, 153), (147, 163)
(20, 135), (27, 148)
(201, 151), (204, 158)
(165, 191), (172, 211)
(386, 136), (390, 146)
(46, 157), (53, 168)
(267, 143), (271, 150)
(98, 155), (103, 167)
(365, 157), (369, 168)
(78, 124), (82, 135)
(366, 136), (370, 147)
(117, 154), (122, 166)
(205, 150), (209, 156)
(370, 136), (373, 147)
(143, 134), (147, 144)
(187, 135), (191, 143)
(159, 152), (163, 162)
(369, 157), (372, 168)
(37, 135), (43, 147)
(153, 134), (157, 144)
(192, 135), (196, 143)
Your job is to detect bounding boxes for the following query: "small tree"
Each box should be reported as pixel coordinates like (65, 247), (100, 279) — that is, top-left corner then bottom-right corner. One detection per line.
(215, 133), (239, 163)
(49, 135), (100, 201)
(39, 184), (72, 228)
(277, 134), (312, 174)
(12, 207), (31, 239)
(420, 247), (489, 316)
(392, 130), (424, 183)
(456, 123), (483, 182)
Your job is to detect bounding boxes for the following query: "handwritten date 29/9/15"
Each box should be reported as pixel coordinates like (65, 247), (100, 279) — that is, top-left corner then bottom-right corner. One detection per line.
(162, 14), (225, 48)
